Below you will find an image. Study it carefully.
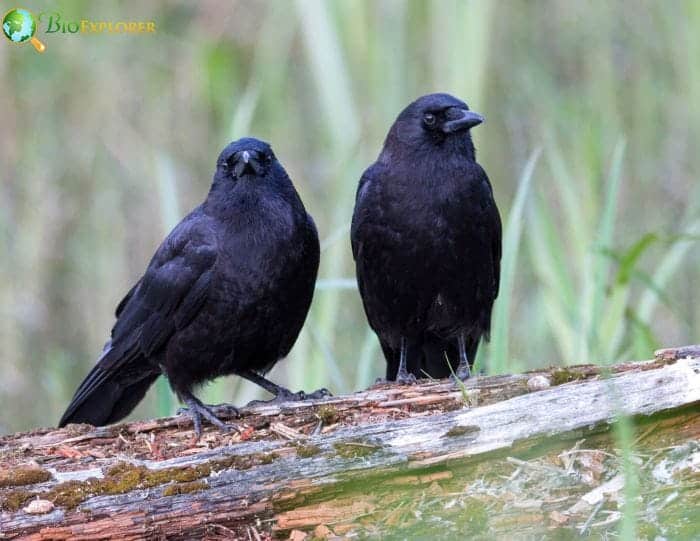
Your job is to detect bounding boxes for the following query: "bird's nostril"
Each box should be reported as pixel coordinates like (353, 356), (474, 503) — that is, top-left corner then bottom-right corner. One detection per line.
(445, 107), (467, 120)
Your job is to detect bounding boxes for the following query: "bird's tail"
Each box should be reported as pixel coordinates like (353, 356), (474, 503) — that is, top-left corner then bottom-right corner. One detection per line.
(58, 347), (158, 428)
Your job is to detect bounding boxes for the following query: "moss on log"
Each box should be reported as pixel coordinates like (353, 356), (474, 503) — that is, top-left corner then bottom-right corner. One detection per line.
(0, 348), (698, 540)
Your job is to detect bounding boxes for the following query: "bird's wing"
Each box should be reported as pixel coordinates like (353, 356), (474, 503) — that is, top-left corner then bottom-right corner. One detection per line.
(115, 281), (140, 318)
(65, 212), (218, 413)
(479, 167), (502, 300)
(491, 201), (502, 299)
(121, 220), (218, 355)
(350, 164), (379, 261)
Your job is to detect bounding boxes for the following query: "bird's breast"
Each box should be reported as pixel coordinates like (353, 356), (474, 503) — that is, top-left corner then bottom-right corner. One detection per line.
(382, 183), (459, 235)
(216, 202), (309, 290)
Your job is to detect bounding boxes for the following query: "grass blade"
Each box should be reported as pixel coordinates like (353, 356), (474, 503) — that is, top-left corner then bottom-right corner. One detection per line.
(487, 148), (541, 374)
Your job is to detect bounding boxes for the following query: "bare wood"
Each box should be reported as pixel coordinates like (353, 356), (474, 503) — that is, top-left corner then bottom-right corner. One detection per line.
(655, 343), (700, 361)
(0, 351), (698, 540)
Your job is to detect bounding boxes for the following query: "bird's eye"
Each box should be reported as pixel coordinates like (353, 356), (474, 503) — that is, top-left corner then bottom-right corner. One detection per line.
(220, 161), (229, 171)
(423, 113), (437, 127)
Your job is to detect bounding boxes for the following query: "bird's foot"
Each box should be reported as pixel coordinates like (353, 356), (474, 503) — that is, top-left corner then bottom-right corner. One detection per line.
(178, 398), (241, 439)
(303, 387), (333, 400)
(175, 403), (240, 419)
(245, 387), (332, 408)
(211, 402), (243, 417)
(394, 370), (417, 385)
(453, 362), (472, 382)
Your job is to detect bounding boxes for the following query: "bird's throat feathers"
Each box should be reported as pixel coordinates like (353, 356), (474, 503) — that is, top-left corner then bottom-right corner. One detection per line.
(204, 172), (302, 240)
(205, 167), (292, 219)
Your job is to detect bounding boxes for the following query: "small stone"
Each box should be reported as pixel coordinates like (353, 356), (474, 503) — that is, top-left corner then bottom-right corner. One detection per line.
(313, 524), (332, 539)
(527, 375), (551, 391)
(288, 529), (308, 541)
(549, 510), (569, 525)
(23, 499), (55, 514)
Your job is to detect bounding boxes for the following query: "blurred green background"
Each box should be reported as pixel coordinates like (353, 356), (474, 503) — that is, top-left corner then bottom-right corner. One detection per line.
(1, 0), (698, 435)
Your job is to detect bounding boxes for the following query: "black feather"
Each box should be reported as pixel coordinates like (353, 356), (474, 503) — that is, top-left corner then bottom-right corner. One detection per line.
(59, 137), (320, 429)
(351, 93), (502, 380)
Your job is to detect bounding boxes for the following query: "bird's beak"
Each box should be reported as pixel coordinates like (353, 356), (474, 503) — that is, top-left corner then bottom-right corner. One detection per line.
(232, 150), (263, 177)
(442, 108), (484, 133)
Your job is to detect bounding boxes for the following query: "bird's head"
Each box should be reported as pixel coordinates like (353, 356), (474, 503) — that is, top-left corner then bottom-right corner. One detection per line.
(384, 93), (483, 159)
(216, 137), (276, 182)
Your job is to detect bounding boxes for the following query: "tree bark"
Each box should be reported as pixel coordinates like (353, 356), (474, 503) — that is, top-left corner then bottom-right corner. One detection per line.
(1, 347), (698, 540)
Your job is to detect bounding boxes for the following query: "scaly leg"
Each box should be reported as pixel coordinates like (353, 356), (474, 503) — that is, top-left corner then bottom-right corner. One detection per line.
(395, 336), (417, 384)
(455, 333), (472, 381)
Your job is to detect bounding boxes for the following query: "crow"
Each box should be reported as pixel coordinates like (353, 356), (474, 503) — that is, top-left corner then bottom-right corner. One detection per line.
(351, 93), (502, 383)
(59, 137), (324, 436)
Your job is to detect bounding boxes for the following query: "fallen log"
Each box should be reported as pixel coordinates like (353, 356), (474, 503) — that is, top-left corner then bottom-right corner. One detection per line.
(1, 347), (698, 540)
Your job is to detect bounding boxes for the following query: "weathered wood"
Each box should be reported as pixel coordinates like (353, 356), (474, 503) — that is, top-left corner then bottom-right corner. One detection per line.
(0, 351), (698, 540)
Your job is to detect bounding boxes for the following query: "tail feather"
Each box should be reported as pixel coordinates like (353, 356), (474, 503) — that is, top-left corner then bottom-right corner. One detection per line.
(59, 371), (159, 427)
(103, 374), (160, 423)
(59, 347), (158, 427)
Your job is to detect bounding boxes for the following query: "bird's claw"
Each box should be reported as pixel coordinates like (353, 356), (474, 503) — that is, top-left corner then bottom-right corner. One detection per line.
(454, 363), (472, 382)
(302, 387), (332, 400)
(245, 387), (332, 408)
(212, 402), (243, 417)
(177, 402), (240, 417)
(178, 400), (241, 439)
(395, 371), (417, 385)
(454, 373), (471, 383)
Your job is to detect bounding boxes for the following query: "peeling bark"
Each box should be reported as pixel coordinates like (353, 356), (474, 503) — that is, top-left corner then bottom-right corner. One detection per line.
(1, 350), (698, 540)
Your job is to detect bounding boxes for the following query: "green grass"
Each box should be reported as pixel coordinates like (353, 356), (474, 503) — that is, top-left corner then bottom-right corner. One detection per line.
(1, 11), (699, 536)
(614, 413), (640, 541)
(482, 148), (540, 375)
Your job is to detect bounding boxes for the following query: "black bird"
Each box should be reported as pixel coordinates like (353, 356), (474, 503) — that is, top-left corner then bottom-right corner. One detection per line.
(59, 138), (323, 436)
(351, 93), (502, 383)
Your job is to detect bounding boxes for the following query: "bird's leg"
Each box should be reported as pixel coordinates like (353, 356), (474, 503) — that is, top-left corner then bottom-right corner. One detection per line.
(240, 370), (331, 407)
(395, 336), (417, 385)
(455, 333), (472, 381)
(177, 390), (241, 439)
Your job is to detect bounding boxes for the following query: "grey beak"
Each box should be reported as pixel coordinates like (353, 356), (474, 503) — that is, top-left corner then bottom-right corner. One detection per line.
(442, 108), (484, 133)
(232, 149), (262, 177)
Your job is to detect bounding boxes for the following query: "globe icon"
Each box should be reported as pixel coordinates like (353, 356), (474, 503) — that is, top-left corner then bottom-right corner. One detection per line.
(2, 8), (46, 52)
